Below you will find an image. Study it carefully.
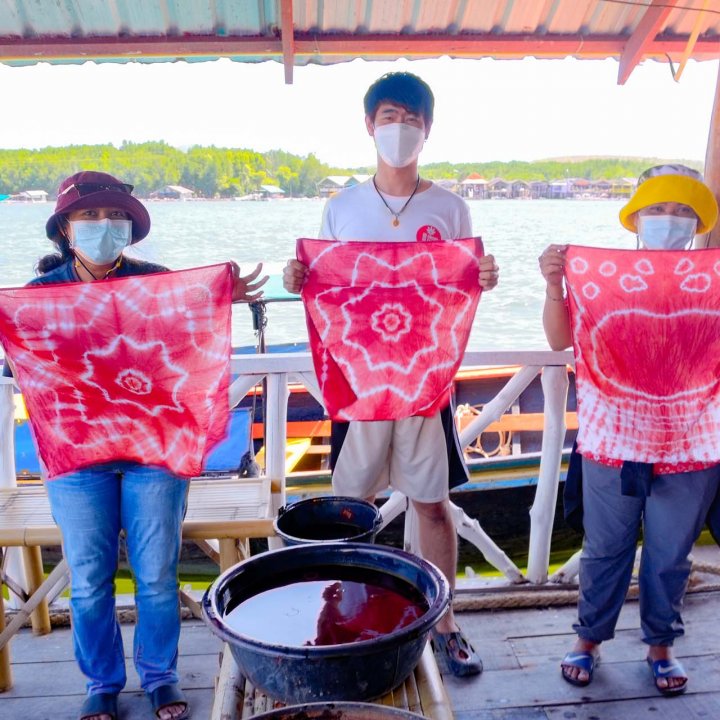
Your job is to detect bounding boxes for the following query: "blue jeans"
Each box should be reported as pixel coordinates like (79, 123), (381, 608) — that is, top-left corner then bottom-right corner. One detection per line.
(45, 462), (189, 696)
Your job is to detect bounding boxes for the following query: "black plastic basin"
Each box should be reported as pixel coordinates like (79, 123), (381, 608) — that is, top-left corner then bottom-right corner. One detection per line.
(274, 496), (382, 546)
(202, 543), (450, 704)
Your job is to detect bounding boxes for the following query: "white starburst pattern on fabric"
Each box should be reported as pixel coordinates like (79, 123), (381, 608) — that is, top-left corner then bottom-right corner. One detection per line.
(369, 302), (413, 342)
(0, 264), (233, 478)
(299, 238), (483, 421)
(565, 246), (720, 464)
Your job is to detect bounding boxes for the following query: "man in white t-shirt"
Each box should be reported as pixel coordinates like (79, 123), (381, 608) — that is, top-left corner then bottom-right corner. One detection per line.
(283, 72), (499, 677)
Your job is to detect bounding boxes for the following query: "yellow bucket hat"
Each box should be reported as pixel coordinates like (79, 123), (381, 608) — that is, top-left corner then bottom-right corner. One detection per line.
(619, 166), (718, 234)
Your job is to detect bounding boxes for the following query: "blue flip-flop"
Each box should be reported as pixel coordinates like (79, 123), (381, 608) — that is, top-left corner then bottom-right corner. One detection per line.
(561, 651), (598, 687)
(647, 657), (688, 697)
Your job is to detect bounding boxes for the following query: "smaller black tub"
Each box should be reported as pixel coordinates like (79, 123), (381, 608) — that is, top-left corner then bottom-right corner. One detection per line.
(202, 543), (450, 704)
(274, 496), (382, 545)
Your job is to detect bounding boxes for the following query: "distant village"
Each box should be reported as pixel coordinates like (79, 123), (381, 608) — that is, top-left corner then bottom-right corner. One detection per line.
(3, 174), (636, 203)
(317, 173), (636, 200)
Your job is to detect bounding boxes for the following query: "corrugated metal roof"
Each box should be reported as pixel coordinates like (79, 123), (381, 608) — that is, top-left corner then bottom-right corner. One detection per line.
(1, 1), (719, 83)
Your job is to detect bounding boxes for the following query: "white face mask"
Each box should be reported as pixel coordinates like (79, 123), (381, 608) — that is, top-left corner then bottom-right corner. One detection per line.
(373, 122), (426, 168)
(70, 218), (132, 264)
(637, 215), (697, 250)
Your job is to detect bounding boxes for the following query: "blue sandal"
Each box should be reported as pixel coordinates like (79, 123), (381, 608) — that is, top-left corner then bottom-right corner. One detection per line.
(561, 651), (598, 687)
(431, 629), (483, 677)
(79, 692), (118, 720)
(647, 657), (688, 697)
(148, 684), (190, 719)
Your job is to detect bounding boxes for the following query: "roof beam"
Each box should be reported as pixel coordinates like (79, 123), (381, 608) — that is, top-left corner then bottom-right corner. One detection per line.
(0, 32), (718, 64)
(279, 0), (294, 84)
(617, 0), (680, 85)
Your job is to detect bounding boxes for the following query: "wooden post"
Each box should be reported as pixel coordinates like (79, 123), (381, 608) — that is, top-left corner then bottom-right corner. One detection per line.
(0, 380), (16, 487)
(21, 546), (51, 635)
(700, 60), (720, 248)
(526, 365), (569, 584)
(265, 372), (288, 550)
(0, 584), (11, 692)
(0, 379), (26, 613)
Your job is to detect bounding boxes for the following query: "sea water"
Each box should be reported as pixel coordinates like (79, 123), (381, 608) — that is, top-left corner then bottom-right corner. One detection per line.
(0, 197), (630, 351)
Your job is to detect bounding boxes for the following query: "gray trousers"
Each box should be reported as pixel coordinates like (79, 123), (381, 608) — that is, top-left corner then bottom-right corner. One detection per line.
(574, 458), (719, 646)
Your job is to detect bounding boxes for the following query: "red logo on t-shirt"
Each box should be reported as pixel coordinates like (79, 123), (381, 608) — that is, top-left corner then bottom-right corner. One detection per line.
(417, 225), (442, 242)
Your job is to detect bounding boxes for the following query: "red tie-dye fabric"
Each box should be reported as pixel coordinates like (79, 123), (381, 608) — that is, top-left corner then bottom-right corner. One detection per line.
(298, 238), (483, 421)
(0, 264), (232, 479)
(565, 245), (720, 464)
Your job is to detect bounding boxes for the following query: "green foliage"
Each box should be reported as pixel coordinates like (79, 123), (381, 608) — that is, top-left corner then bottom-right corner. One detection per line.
(421, 157), (703, 182)
(0, 142), (354, 199)
(0, 143), (702, 197)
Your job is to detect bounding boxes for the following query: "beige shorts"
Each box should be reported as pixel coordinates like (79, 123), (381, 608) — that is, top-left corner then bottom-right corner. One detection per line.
(331, 413), (449, 503)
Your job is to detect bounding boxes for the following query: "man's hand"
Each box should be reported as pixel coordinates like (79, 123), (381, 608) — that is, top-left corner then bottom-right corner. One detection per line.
(230, 262), (269, 302)
(283, 259), (309, 294)
(479, 254), (499, 290)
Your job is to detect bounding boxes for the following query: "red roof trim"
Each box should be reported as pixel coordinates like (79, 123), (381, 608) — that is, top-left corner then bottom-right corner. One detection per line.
(1, 33), (718, 65)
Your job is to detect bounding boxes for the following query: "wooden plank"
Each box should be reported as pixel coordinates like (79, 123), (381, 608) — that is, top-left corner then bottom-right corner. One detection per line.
(544, 692), (720, 719)
(617, 0), (679, 84)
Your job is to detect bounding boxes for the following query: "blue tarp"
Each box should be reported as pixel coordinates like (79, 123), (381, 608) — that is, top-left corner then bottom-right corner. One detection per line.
(14, 406), (254, 476)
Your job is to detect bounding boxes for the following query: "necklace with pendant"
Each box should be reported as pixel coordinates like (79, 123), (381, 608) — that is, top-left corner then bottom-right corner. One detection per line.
(372, 175), (421, 227)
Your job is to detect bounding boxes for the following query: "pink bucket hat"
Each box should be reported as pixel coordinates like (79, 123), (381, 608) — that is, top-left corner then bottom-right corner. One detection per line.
(45, 171), (151, 243)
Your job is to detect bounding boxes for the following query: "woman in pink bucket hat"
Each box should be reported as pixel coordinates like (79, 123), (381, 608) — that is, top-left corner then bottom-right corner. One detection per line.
(14, 170), (267, 720)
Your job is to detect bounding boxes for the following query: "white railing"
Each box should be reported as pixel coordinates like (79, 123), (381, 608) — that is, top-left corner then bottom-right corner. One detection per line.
(0, 349), (578, 595)
(228, 349), (576, 585)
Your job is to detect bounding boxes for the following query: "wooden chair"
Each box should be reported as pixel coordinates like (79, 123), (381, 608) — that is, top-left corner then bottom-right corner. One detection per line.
(0, 476), (273, 692)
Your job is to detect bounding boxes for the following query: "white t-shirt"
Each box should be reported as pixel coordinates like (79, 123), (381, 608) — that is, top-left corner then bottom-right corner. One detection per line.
(319, 179), (472, 242)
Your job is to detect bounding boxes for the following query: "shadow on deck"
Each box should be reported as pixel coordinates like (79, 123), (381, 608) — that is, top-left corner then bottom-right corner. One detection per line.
(5, 548), (720, 719)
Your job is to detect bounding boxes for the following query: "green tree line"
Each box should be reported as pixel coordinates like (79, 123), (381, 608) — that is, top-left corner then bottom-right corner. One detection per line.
(0, 142), (352, 199)
(0, 142), (702, 197)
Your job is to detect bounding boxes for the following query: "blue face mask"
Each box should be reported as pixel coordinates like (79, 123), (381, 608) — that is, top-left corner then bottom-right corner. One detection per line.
(70, 219), (132, 264)
(637, 215), (697, 250)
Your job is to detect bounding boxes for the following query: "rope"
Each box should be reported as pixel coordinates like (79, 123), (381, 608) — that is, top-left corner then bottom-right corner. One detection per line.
(9, 560), (720, 628)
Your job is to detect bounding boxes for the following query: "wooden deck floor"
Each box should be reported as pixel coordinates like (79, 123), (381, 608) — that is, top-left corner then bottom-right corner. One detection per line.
(4, 547), (720, 719)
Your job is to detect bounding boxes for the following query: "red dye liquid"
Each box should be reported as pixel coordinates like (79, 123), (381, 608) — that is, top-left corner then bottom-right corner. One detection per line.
(223, 578), (427, 647)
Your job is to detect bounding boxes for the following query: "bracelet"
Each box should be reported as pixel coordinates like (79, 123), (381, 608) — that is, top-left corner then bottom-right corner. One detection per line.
(546, 288), (566, 302)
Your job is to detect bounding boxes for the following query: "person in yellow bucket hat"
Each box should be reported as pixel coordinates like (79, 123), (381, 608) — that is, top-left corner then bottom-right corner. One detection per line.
(538, 164), (720, 697)
(619, 163), (719, 243)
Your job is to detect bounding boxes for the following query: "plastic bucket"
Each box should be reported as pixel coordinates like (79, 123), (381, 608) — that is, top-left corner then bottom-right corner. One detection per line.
(252, 703), (425, 720)
(274, 496), (382, 546)
(202, 542), (450, 704)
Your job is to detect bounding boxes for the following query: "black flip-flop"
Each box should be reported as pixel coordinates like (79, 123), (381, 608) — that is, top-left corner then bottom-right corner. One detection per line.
(148, 684), (190, 719)
(79, 692), (119, 720)
(431, 629), (483, 677)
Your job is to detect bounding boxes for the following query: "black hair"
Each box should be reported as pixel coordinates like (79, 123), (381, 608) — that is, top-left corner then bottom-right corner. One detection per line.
(363, 72), (434, 125)
(36, 217), (72, 275)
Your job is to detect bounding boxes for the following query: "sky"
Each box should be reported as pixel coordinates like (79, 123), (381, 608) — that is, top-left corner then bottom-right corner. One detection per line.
(1, 54), (718, 168)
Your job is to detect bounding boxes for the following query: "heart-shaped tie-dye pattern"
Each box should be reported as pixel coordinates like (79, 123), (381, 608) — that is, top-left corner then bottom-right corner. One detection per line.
(566, 246), (720, 463)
